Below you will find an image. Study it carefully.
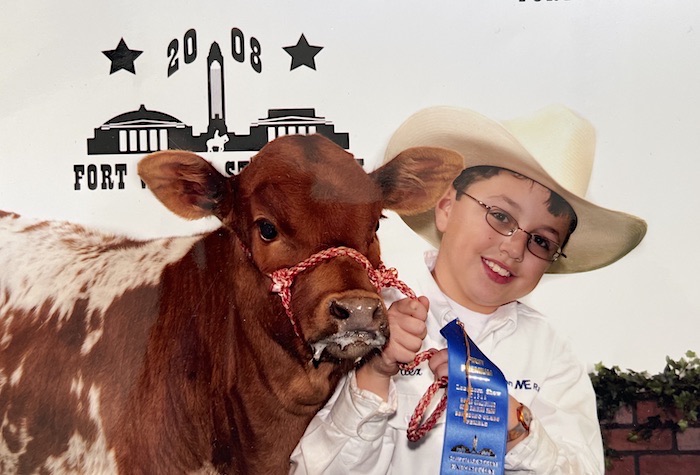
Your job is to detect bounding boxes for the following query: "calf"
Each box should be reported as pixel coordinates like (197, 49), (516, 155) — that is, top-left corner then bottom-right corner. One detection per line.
(0, 134), (463, 474)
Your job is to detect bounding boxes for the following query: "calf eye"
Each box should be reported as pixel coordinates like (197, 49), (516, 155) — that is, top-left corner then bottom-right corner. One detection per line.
(256, 219), (278, 242)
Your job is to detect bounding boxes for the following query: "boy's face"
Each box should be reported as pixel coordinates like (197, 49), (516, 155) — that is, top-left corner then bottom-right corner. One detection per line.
(433, 171), (572, 314)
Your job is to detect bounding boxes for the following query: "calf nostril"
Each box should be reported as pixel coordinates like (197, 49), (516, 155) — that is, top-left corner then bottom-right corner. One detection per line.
(329, 297), (384, 326)
(330, 300), (351, 320)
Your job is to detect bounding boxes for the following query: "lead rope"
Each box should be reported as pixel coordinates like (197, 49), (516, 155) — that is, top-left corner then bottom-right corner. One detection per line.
(400, 349), (449, 442)
(265, 245), (465, 442)
(401, 321), (472, 442)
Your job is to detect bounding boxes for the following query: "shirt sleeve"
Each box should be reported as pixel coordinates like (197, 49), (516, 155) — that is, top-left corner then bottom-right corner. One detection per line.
(289, 371), (400, 475)
(504, 340), (604, 474)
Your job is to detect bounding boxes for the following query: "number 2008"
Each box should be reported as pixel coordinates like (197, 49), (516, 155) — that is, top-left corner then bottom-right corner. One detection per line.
(167, 28), (262, 77)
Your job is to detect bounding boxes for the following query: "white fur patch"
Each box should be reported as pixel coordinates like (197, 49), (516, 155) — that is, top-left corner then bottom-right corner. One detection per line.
(41, 385), (118, 474)
(70, 374), (84, 398)
(0, 214), (203, 354)
(9, 360), (23, 387)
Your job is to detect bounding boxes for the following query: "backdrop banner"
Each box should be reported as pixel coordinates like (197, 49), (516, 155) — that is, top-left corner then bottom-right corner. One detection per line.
(1, 0), (698, 372)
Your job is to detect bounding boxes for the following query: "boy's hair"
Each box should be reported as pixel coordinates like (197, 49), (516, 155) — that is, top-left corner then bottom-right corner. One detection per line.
(452, 166), (578, 250)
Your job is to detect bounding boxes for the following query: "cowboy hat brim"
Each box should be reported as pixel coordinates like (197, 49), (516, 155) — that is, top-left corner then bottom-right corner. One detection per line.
(384, 106), (647, 274)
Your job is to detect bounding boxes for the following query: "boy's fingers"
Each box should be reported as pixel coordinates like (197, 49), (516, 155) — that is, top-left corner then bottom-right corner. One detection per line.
(417, 296), (430, 313)
(428, 349), (449, 379)
(388, 344), (421, 365)
(388, 308), (426, 338)
(428, 349), (448, 367)
(386, 327), (424, 354)
(390, 297), (429, 321)
(406, 297), (429, 321)
(382, 327), (424, 364)
(395, 315), (427, 339)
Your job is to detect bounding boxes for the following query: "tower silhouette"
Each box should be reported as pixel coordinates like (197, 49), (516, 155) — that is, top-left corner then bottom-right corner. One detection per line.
(207, 42), (228, 138)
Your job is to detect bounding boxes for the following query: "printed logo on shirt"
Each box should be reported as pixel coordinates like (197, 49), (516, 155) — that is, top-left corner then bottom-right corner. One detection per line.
(508, 379), (541, 392)
(399, 367), (423, 376)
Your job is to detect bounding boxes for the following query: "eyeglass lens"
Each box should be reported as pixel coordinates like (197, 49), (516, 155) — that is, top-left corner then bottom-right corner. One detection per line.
(484, 207), (560, 261)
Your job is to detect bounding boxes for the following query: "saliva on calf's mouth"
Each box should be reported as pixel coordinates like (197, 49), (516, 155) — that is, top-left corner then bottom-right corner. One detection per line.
(310, 330), (387, 366)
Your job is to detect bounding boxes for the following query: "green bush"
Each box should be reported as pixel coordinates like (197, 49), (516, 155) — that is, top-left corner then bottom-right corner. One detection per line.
(590, 350), (699, 433)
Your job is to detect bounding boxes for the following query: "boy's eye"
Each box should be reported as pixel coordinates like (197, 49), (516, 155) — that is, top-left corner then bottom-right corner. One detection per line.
(531, 234), (552, 250)
(489, 209), (513, 225)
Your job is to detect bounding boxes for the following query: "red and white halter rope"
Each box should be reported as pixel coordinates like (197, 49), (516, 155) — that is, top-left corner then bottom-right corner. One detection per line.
(266, 245), (446, 442)
(268, 246), (414, 338)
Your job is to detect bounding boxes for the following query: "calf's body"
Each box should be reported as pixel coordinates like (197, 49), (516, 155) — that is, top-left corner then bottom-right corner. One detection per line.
(0, 135), (463, 473)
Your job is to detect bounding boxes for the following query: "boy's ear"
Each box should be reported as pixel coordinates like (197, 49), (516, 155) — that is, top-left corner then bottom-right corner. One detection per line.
(435, 187), (457, 233)
(369, 147), (463, 215)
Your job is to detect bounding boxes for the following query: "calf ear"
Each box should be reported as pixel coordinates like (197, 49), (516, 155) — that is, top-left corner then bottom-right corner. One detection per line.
(138, 151), (231, 220)
(370, 147), (463, 215)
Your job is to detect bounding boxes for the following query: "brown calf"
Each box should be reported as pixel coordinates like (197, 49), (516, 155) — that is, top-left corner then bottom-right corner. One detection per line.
(0, 134), (462, 474)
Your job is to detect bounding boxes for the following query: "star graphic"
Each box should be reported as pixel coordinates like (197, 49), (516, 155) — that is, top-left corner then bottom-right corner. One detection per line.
(283, 34), (324, 71)
(102, 38), (143, 74)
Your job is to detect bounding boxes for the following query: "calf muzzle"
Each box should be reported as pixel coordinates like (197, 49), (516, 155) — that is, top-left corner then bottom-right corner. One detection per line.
(267, 246), (414, 362)
(319, 293), (388, 360)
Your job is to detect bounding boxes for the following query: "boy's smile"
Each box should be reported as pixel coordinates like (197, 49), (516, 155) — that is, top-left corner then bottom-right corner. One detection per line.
(484, 257), (516, 282)
(433, 171), (573, 314)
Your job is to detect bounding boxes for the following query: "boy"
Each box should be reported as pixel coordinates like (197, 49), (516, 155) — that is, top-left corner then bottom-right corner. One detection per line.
(290, 105), (647, 474)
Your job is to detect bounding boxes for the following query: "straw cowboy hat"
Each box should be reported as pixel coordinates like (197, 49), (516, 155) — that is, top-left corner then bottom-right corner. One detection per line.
(384, 105), (647, 274)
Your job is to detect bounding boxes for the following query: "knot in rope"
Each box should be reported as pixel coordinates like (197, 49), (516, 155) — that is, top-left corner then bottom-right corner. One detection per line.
(269, 268), (294, 294)
(370, 264), (414, 299)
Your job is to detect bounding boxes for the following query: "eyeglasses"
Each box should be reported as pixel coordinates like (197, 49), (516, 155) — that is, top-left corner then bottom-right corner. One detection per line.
(458, 192), (567, 262)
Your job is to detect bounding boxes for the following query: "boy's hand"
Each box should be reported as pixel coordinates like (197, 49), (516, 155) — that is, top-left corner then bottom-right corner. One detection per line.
(373, 296), (430, 376)
(356, 296), (429, 399)
(427, 348), (448, 380)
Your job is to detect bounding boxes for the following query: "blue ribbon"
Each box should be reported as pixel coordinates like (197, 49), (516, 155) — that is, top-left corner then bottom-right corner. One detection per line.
(440, 319), (508, 475)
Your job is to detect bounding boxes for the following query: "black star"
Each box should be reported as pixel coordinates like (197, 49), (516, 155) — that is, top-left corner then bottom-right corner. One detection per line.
(102, 38), (143, 74)
(283, 34), (323, 71)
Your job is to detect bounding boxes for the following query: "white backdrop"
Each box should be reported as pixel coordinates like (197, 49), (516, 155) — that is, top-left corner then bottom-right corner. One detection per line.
(1, 0), (698, 372)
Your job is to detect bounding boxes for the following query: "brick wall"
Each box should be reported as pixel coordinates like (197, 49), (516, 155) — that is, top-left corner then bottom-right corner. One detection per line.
(601, 401), (700, 474)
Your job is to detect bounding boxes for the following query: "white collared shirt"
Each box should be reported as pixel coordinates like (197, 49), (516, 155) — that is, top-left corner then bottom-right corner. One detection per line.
(290, 251), (604, 474)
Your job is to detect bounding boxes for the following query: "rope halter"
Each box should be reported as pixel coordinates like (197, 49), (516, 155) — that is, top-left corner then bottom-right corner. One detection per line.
(267, 246), (415, 339)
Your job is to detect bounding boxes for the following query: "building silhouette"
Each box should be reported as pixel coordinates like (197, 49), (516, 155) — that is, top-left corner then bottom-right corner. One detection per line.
(88, 42), (350, 158)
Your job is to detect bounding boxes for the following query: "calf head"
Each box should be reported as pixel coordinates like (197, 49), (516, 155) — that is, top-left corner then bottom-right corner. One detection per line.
(138, 134), (462, 363)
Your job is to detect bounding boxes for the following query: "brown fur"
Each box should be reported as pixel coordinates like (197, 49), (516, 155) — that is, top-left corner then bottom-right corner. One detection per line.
(0, 134), (464, 474)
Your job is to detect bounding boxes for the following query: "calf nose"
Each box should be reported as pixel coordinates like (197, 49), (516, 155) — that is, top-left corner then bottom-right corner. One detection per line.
(329, 296), (384, 330)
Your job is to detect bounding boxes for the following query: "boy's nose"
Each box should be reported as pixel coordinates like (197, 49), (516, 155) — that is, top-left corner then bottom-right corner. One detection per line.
(499, 230), (528, 262)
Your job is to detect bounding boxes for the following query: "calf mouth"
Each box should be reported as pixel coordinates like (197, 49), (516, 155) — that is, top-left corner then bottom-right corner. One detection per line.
(311, 330), (387, 363)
